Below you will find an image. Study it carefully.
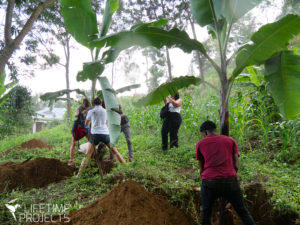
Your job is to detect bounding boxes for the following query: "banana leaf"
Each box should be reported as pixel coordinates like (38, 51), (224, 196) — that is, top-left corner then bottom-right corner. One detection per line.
(40, 89), (87, 106)
(90, 24), (207, 64)
(77, 61), (105, 82)
(189, 0), (261, 27)
(233, 14), (300, 78)
(134, 76), (201, 107)
(97, 84), (140, 99)
(0, 71), (18, 105)
(265, 50), (300, 119)
(98, 77), (120, 146)
(60, 0), (98, 48)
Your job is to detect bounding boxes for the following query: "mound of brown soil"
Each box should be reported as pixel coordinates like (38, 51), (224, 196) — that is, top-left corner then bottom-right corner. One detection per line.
(0, 158), (76, 192)
(1, 139), (52, 155)
(20, 139), (52, 149)
(243, 183), (298, 225)
(33, 180), (197, 225)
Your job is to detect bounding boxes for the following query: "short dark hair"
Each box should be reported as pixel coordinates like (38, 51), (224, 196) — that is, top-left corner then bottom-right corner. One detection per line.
(93, 97), (102, 106)
(200, 120), (216, 132)
(173, 92), (180, 100)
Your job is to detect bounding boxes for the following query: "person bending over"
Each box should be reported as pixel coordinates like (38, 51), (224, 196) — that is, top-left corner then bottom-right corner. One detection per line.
(196, 120), (255, 225)
(68, 98), (90, 166)
(76, 97), (125, 177)
(161, 92), (182, 150)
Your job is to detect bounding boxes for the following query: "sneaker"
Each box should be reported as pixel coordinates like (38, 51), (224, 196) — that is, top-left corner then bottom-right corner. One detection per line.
(129, 157), (134, 162)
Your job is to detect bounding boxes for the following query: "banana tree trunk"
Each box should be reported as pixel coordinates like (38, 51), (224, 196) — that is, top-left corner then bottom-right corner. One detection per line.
(219, 70), (233, 225)
(91, 79), (96, 100)
(219, 80), (229, 136)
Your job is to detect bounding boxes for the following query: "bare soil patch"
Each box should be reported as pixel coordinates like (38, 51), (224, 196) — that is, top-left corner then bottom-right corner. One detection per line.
(243, 182), (298, 225)
(1, 139), (52, 155)
(0, 157), (76, 192)
(31, 180), (197, 225)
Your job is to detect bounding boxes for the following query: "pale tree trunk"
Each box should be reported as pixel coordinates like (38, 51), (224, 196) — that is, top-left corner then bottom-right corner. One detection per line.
(0, 0), (57, 79)
(165, 47), (173, 81)
(190, 18), (205, 89)
(64, 36), (71, 122)
(219, 61), (233, 225)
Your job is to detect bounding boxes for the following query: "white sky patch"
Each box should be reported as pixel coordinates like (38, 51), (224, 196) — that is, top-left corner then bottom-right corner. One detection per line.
(3, 0), (284, 97)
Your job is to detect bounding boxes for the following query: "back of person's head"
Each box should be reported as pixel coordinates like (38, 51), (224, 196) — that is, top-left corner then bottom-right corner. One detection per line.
(93, 97), (102, 106)
(82, 98), (90, 108)
(173, 92), (180, 100)
(102, 100), (106, 109)
(200, 120), (217, 132)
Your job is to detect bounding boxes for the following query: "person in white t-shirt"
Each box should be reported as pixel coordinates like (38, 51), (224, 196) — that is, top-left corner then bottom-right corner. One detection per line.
(76, 97), (125, 177)
(161, 92), (182, 150)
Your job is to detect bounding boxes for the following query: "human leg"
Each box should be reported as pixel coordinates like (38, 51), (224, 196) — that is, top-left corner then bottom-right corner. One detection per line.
(161, 119), (169, 150)
(121, 123), (133, 158)
(201, 181), (218, 225)
(107, 144), (125, 163)
(224, 181), (255, 225)
(76, 142), (94, 177)
(69, 136), (77, 165)
(170, 113), (182, 148)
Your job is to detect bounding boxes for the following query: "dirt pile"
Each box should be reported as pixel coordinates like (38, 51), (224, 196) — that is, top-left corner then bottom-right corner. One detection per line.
(1, 139), (52, 155)
(20, 139), (52, 149)
(0, 158), (76, 192)
(33, 180), (197, 225)
(243, 183), (299, 225)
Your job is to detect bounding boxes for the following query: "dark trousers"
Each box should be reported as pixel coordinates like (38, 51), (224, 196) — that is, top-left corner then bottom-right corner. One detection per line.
(161, 112), (182, 149)
(201, 178), (255, 225)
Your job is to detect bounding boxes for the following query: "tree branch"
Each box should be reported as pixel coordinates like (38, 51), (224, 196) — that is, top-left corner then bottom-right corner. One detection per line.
(4, 0), (15, 45)
(13, 0), (57, 48)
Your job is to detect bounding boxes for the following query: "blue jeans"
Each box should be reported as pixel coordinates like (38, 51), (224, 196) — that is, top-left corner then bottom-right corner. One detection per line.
(89, 134), (110, 145)
(201, 178), (255, 225)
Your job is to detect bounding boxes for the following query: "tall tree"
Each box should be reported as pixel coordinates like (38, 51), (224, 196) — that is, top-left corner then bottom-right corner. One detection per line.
(142, 47), (166, 90)
(0, 0), (57, 80)
(31, 2), (73, 121)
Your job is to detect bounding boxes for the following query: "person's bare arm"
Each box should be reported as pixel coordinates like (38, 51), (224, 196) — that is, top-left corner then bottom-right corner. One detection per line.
(168, 97), (182, 107)
(233, 153), (239, 172)
(85, 119), (91, 126)
(74, 109), (80, 117)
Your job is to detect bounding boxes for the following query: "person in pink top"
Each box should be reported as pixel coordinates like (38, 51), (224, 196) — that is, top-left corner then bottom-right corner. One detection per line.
(196, 120), (255, 225)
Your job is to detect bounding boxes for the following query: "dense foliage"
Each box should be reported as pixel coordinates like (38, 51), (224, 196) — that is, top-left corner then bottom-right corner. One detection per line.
(0, 86), (35, 137)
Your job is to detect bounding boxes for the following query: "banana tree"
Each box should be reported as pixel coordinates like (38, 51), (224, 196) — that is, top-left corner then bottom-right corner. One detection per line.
(90, 1), (300, 136)
(58, 0), (122, 145)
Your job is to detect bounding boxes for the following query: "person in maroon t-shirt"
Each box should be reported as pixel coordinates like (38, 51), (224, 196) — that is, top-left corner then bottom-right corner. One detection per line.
(196, 120), (255, 225)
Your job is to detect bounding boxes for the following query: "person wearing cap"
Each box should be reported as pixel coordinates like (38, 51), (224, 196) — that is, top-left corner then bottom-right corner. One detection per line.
(196, 120), (255, 225)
